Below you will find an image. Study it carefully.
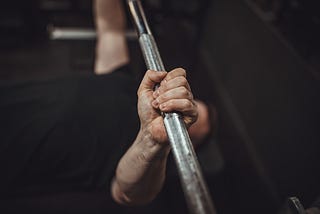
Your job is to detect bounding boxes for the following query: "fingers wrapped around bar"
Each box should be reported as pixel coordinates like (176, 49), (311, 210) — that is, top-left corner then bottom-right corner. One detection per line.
(137, 68), (197, 144)
(151, 68), (198, 127)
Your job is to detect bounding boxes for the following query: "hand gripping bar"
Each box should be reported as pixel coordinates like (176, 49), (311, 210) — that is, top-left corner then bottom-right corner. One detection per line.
(127, 1), (216, 213)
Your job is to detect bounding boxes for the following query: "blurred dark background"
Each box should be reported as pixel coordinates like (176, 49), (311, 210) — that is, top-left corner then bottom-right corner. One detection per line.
(0, 0), (319, 213)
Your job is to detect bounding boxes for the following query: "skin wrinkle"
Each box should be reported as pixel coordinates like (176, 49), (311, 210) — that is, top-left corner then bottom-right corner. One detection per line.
(94, 0), (212, 206)
(112, 69), (197, 205)
(113, 130), (169, 205)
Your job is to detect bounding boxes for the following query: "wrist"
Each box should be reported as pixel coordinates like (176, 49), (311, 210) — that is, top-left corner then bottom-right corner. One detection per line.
(112, 128), (170, 205)
(135, 128), (171, 163)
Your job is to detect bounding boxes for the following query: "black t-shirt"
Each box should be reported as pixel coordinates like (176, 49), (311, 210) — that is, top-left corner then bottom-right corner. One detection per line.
(0, 67), (139, 206)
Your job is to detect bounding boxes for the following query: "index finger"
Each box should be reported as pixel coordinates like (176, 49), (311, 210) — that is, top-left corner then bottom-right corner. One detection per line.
(138, 70), (167, 95)
(163, 68), (186, 82)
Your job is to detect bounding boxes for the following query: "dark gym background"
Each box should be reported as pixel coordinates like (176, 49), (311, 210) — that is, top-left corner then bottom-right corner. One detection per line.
(0, 0), (319, 213)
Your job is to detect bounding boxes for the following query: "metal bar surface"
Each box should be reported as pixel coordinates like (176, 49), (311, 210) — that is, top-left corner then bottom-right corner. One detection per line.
(127, 1), (216, 213)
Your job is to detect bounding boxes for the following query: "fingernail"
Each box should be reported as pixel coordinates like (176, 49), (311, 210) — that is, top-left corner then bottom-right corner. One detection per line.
(152, 100), (159, 107)
(160, 103), (166, 109)
(153, 89), (160, 98)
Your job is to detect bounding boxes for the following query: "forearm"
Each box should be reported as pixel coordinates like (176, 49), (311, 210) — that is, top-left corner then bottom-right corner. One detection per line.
(94, 0), (126, 33)
(111, 69), (197, 205)
(94, 0), (129, 74)
(111, 129), (171, 205)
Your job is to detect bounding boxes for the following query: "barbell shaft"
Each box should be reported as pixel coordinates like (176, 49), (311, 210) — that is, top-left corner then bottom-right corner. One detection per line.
(127, 1), (216, 213)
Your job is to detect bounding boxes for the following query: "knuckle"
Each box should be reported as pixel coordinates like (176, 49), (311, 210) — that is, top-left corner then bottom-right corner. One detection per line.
(176, 76), (187, 86)
(145, 70), (152, 77)
(180, 77), (188, 85)
(147, 69), (154, 74)
(189, 91), (194, 99)
(159, 84), (166, 93)
(183, 99), (191, 108)
(180, 87), (189, 97)
(166, 72), (173, 80)
(179, 68), (186, 76)
(187, 100), (194, 109)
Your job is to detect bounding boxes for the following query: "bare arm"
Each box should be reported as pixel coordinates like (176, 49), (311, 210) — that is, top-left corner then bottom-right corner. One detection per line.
(94, 0), (129, 74)
(93, 0), (209, 205)
(111, 130), (170, 205)
(93, 0), (214, 145)
(111, 68), (198, 205)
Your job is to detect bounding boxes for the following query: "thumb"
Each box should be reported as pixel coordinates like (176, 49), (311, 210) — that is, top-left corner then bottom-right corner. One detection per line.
(138, 70), (167, 94)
